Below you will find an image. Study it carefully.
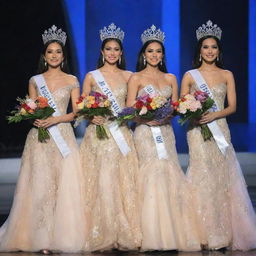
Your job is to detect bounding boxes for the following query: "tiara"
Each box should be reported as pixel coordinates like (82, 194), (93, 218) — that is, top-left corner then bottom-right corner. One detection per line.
(141, 25), (165, 44)
(100, 23), (125, 42)
(42, 25), (67, 45)
(196, 20), (222, 41)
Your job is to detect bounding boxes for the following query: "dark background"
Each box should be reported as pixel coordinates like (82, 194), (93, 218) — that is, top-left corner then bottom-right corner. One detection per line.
(0, 0), (251, 157)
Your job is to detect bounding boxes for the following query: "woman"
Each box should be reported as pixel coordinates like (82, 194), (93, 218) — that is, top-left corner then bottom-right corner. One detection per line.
(79, 23), (141, 251)
(126, 25), (200, 251)
(180, 20), (256, 250)
(0, 25), (86, 253)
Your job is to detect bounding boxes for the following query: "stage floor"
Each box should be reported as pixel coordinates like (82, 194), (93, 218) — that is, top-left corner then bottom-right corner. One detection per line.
(0, 249), (255, 255)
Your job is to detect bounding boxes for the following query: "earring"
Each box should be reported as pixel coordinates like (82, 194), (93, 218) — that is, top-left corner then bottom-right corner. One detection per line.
(217, 56), (219, 61)
(143, 56), (146, 66)
(199, 54), (202, 62)
(119, 57), (121, 65)
(61, 62), (64, 68)
(44, 61), (47, 67)
(102, 55), (105, 64)
(160, 60), (163, 66)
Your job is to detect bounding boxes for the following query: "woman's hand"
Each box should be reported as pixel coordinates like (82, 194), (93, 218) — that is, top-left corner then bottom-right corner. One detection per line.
(199, 111), (217, 124)
(91, 116), (105, 125)
(33, 117), (59, 128)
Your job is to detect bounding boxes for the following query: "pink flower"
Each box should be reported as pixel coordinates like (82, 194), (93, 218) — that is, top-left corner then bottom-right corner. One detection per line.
(189, 100), (202, 112)
(27, 99), (37, 110)
(194, 91), (208, 102)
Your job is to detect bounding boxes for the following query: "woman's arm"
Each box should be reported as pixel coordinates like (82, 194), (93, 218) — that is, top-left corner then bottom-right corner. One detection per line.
(180, 72), (192, 97)
(126, 74), (140, 107)
(28, 80), (38, 100)
(166, 73), (179, 102)
(82, 72), (93, 96)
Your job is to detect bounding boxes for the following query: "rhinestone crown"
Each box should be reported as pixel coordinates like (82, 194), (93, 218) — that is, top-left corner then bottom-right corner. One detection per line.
(100, 23), (125, 42)
(42, 25), (67, 45)
(196, 20), (222, 41)
(141, 25), (165, 44)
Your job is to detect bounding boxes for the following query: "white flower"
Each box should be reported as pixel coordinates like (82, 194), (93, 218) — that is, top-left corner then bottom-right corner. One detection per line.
(139, 106), (148, 115)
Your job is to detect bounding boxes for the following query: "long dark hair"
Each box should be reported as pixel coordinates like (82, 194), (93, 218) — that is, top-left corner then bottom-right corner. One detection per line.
(37, 40), (69, 74)
(97, 38), (126, 70)
(136, 40), (167, 73)
(192, 35), (224, 69)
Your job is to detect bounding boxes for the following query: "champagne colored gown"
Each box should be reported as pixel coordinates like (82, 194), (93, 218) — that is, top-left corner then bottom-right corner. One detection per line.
(0, 77), (86, 253)
(187, 81), (256, 250)
(79, 80), (141, 251)
(134, 85), (201, 251)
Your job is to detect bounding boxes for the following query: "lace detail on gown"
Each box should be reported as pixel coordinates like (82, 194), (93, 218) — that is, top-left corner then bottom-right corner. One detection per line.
(79, 81), (141, 251)
(187, 82), (256, 250)
(134, 85), (201, 251)
(0, 80), (86, 253)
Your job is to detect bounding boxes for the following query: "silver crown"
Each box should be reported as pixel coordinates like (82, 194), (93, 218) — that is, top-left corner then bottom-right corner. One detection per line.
(100, 23), (125, 42)
(42, 25), (67, 45)
(196, 20), (222, 41)
(141, 25), (165, 44)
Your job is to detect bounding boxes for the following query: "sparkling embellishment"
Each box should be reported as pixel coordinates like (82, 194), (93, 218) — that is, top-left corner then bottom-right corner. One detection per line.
(100, 23), (125, 42)
(92, 226), (99, 238)
(196, 20), (222, 41)
(141, 25), (165, 44)
(42, 25), (67, 45)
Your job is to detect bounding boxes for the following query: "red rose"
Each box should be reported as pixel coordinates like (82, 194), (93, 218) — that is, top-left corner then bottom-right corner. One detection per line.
(76, 96), (85, 104)
(21, 103), (31, 112)
(92, 103), (98, 108)
(147, 105), (152, 110)
(136, 101), (144, 109)
(146, 97), (153, 103)
(172, 101), (179, 107)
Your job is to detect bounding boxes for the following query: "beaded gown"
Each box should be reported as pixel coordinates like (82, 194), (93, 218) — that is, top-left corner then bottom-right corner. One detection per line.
(79, 76), (141, 251)
(187, 78), (256, 250)
(0, 77), (86, 253)
(133, 85), (201, 251)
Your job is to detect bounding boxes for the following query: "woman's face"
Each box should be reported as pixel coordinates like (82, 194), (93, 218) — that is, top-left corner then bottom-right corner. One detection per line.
(200, 37), (219, 63)
(144, 41), (163, 67)
(44, 42), (64, 68)
(101, 40), (122, 65)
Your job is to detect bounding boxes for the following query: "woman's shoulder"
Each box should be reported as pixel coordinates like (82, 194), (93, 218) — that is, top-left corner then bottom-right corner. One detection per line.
(121, 70), (133, 81)
(64, 74), (79, 84)
(180, 70), (195, 86)
(220, 69), (233, 77)
(164, 73), (177, 81)
(129, 72), (143, 82)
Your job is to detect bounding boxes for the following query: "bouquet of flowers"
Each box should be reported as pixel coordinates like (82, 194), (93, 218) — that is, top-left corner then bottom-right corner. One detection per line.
(7, 96), (55, 142)
(75, 91), (112, 139)
(117, 93), (173, 125)
(173, 90), (214, 141)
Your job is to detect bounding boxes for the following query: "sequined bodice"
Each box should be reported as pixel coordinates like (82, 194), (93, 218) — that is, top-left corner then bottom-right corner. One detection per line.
(50, 84), (79, 115)
(138, 84), (173, 98)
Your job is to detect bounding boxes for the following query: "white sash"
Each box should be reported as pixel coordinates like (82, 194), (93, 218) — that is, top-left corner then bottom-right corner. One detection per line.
(90, 70), (131, 156)
(33, 75), (71, 158)
(143, 85), (168, 160)
(188, 69), (229, 155)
